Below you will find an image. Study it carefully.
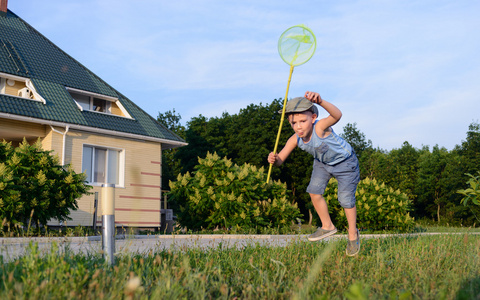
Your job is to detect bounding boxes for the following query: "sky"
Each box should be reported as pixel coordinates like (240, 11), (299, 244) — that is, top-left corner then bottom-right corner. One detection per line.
(8, 0), (480, 151)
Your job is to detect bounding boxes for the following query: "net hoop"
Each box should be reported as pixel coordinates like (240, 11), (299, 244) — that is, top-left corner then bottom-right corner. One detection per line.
(278, 24), (316, 66)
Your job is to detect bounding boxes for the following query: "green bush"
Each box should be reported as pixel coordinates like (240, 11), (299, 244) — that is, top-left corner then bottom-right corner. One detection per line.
(169, 152), (301, 231)
(457, 172), (480, 207)
(0, 139), (92, 231)
(324, 177), (415, 232)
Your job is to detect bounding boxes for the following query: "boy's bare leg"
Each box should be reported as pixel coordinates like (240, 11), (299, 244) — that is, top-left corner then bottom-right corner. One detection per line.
(309, 193), (335, 230)
(344, 206), (357, 240)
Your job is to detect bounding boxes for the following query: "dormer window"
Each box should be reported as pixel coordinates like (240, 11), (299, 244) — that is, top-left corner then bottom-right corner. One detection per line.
(0, 72), (46, 104)
(66, 87), (132, 118)
(71, 91), (109, 112)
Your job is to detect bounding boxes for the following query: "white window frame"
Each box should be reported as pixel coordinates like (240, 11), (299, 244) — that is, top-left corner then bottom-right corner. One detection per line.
(66, 87), (132, 118)
(81, 144), (125, 188)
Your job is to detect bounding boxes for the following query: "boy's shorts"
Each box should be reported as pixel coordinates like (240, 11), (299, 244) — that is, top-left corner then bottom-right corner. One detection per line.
(306, 153), (360, 209)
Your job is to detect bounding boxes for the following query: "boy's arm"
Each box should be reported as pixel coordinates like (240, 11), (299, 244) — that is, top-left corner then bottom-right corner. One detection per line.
(268, 134), (297, 166)
(304, 91), (342, 132)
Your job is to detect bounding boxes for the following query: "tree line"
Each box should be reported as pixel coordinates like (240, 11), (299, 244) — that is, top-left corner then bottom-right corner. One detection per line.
(158, 99), (480, 226)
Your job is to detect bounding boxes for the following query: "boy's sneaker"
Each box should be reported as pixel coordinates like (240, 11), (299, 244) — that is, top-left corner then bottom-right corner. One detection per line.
(346, 229), (360, 256)
(307, 227), (337, 241)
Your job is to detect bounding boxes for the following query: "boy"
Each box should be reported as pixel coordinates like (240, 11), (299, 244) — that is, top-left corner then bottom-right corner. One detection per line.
(267, 91), (361, 256)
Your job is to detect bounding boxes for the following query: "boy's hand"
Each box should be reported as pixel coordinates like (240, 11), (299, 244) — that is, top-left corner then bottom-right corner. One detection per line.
(267, 152), (278, 165)
(304, 91), (323, 105)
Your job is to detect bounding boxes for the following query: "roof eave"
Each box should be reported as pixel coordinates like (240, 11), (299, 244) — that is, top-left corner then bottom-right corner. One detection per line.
(0, 112), (188, 148)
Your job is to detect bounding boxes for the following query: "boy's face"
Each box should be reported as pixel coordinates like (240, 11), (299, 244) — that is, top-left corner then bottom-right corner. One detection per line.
(288, 111), (316, 140)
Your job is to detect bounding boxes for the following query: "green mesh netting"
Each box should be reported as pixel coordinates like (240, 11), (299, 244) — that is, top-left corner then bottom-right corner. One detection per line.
(278, 25), (316, 66)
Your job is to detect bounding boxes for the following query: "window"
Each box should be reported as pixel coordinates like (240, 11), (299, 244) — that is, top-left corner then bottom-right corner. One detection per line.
(93, 98), (108, 112)
(72, 92), (90, 110)
(82, 145), (124, 186)
(69, 91), (111, 113)
(66, 87), (132, 118)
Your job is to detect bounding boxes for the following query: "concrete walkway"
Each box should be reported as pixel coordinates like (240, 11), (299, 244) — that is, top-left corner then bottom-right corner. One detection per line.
(0, 234), (309, 261)
(1, 232), (479, 262)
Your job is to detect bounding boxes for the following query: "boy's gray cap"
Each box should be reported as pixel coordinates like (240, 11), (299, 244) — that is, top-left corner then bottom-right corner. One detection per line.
(280, 97), (318, 115)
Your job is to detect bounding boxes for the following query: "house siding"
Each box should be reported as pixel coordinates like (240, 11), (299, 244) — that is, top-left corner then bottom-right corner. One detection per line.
(0, 118), (46, 144)
(47, 129), (163, 228)
(44, 126), (65, 159)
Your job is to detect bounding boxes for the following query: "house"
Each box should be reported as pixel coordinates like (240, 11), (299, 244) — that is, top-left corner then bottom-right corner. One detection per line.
(0, 1), (187, 229)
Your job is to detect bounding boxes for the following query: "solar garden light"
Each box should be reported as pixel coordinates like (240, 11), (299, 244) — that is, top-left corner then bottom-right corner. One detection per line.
(102, 183), (115, 265)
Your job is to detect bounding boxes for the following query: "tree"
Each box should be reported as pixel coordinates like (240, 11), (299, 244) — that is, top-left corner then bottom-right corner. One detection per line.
(446, 122), (480, 225)
(340, 122), (376, 181)
(157, 109), (186, 188)
(157, 108), (186, 137)
(415, 145), (452, 222)
(457, 122), (480, 175)
(340, 122), (373, 159)
(365, 142), (421, 202)
(175, 115), (220, 174)
(0, 139), (91, 230)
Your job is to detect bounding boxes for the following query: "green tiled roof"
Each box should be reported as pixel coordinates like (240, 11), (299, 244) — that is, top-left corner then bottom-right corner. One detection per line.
(0, 10), (185, 145)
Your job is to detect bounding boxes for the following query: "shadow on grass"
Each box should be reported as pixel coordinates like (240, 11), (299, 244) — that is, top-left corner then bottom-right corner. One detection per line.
(456, 276), (480, 299)
(412, 225), (428, 233)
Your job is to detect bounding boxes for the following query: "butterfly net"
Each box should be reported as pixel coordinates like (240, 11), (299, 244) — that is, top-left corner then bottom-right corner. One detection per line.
(278, 25), (316, 66)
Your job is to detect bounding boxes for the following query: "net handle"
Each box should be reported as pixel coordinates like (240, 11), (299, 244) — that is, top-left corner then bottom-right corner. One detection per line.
(266, 64), (294, 184)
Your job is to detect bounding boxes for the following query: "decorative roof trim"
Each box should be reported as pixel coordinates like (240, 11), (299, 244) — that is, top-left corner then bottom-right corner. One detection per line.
(0, 71), (46, 104)
(0, 71), (29, 82)
(26, 79), (46, 104)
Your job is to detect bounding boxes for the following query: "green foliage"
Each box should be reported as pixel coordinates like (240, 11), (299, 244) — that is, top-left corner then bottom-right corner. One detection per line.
(171, 99), (314, 216)
(324, 177), (415, 232)
(457, 122), (480, 175)
(457, 172), (480, 207)
(161, 97), (480, 226)
(340, 122), (373, 158)
(157, 109), (186, 189)
(157, 108), (186, 138)
(0, 139), (91, 230)
(415, 146), (468, 223)
(363, 142), (421, 202)
(175, 100), (291, 174)
(169, 152), (301, 231)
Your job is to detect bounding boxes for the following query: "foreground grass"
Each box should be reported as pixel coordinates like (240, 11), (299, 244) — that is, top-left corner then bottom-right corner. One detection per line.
(1, 234), (479, 299)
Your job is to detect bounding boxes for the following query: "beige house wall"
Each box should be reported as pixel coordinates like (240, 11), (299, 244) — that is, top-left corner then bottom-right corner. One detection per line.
(43, 126), (65, 161)
(0, 119), (164, 228)
(0, 118), (46, 144)
(53, 128), (164, 228)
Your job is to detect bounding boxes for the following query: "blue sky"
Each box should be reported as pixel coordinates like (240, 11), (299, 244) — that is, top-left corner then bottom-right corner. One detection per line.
(8, 0), (480, 151)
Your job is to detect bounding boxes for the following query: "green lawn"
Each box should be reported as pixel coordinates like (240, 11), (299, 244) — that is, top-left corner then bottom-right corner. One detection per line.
(1, 232), (479, 299)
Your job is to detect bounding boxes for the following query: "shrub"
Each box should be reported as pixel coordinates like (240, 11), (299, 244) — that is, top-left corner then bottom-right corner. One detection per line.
(0, 139), (92, 230)
(324, 177), (415, 232)
(457, 172), (480, 207)
(169, 152), (301, 231)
